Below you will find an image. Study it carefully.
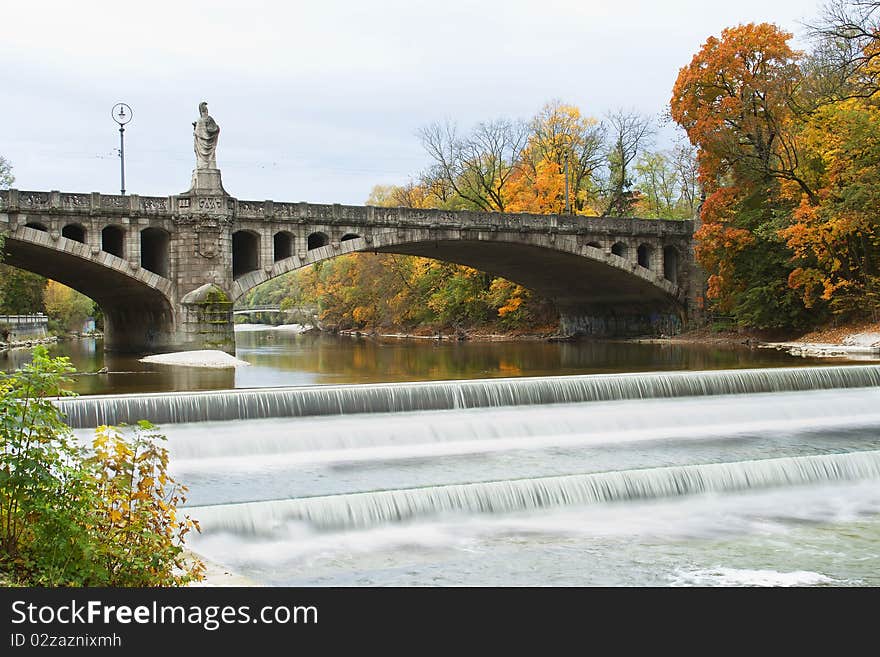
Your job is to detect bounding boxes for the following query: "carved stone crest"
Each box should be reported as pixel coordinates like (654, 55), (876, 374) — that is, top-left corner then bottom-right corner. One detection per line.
(197, 229), (219, 258)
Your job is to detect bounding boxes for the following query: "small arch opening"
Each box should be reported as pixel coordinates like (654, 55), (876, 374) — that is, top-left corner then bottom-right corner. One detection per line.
(611, 242), (627, 258)
(24, 222), (48, 232)
(62, 224), (86, 243)
(141, 227), (170, 277)
(663, 245), (679, 284)
(637, 244), (652, 269)
(233, 230), (260, 278)
(341, 233), (360, 242)
(273, 231), (294, 262)
(585, 241), (601, 249)
(308, 232), (329, 250)
(101, 225), (125, 258)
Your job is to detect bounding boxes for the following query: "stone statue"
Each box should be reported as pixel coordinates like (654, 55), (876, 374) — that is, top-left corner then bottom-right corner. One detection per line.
(192, 101), (219, 169)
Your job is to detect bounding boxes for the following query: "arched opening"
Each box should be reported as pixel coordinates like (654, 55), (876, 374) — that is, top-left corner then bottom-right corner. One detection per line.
(663, 246), (679, 284)
(611, 242), (627, 258)
(101, 225), (125, 258)
(585, 241), (601, 249)
(141, 227), (170, 277)
(637, 244), (652, 269)
(24, 222), (47, 232)
(62, 224), (86, 243)
(307, 232), (329, 250)
(233, 230), (260, 278)
(341, 233), (360, 242)
(273, 231), (293, 262)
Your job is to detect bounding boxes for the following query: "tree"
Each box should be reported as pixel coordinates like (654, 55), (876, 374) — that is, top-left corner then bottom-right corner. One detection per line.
(0, 266), (47, 315)
(43, 280), (95, 333)
(0, 156), (12, 274)
(671, 23), (816, 330)
(601, 110), (654, 217)
(507, 100), (605, 214)
(0, 156), (12, 190)
(672, 138), (702, 219)
(635, 151), (679, 218)
(806, 1), (880, 102)
(780, 97), (880, 318)
(671, 22), (813, 203)
(418, 118), (529, 212)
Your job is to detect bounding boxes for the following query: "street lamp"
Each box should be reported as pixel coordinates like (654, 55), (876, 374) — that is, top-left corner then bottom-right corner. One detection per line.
(111, 103), (132, 195)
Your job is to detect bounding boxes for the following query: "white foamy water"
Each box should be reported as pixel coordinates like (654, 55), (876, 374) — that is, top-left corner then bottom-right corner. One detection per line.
(62, 364), (880, 586)
(670, 568), (841, 587)
(186, 479), (880, 586)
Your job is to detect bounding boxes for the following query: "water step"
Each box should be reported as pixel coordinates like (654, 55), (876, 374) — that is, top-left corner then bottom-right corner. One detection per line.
(186, 449), (880, 532)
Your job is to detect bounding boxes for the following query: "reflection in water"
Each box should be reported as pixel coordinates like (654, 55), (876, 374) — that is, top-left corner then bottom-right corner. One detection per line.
(1, 329), (838, 396)
(0, 339), (234, 395)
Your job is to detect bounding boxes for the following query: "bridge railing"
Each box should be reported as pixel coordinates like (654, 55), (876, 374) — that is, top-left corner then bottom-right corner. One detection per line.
(1, 188), (692, 236)
(0, 189), (171, 215)
(0, 313), (49, 326)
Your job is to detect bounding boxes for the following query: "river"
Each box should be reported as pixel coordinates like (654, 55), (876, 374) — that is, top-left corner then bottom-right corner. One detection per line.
(0, 327), (842, 395)
(9, 328), (880, 586)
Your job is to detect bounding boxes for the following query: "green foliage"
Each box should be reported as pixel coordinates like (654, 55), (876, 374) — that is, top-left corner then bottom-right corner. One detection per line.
(0, 346), (204, 586)
(729, 235), (822, 331)
(0, 265), (47, 315)
(43, 280), (96, 334)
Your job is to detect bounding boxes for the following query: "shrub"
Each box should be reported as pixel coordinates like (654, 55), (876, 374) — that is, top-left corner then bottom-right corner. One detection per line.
(0, 346), (204, 586)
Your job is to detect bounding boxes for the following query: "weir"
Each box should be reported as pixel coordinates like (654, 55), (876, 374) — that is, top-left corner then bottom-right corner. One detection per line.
(58, 364), (880, 428)
(186, 450), (880, 532)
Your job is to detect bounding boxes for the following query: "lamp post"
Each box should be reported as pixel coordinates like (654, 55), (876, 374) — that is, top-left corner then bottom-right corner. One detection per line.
(111, 103), (132, 195)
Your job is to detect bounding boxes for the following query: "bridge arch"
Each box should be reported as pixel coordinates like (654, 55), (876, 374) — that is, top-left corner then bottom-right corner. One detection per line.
(231, 228), (685, 336)
(637, 243), (652, 269)
(307, 232), (329, 250)
(101, 224), (125, 258)
(273, 231), (294, 262)
(233, 230), (260, 278)
(611, 242), (627, 258)
(62, 223), (86, 243)
(663, 245), (679, 284)
(25, 221), (47, 232)
(341, 233), (360, 242)
(141, 227), (170, 277)
(1, 225), (175, 352)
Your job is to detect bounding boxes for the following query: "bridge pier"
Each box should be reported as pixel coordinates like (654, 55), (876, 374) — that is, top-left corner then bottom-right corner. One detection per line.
(558, 307), (684, 338)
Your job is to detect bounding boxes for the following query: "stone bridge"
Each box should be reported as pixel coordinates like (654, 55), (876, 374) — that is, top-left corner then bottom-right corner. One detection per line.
(0, 182), (698, 353)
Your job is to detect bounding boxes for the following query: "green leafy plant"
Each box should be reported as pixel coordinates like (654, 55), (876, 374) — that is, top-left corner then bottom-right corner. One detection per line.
(0, 346), (204, 586)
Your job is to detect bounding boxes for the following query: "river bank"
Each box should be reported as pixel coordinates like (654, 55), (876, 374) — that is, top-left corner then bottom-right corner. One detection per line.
(642, 320), (880, 360)
(336, 325), (561, 342)
(0, 335), (57, 353)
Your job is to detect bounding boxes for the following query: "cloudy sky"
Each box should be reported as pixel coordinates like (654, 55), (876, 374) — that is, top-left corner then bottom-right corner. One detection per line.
(2, 0), (817, 205)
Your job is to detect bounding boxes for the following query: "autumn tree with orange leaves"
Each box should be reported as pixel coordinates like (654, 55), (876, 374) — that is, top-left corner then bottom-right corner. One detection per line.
(672, 8), (880, 328)
(671, 22), (821, 329)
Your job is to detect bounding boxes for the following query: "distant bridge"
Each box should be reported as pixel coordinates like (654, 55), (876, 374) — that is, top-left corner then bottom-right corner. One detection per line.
(233, 305), (317, 316)
(233, 305), (287, 315)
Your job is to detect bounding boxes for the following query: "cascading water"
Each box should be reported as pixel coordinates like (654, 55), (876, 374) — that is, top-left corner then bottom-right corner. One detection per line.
(66, 364), (880, 586)
(186, 450), (880, 532)
(57, 364), (880, 428)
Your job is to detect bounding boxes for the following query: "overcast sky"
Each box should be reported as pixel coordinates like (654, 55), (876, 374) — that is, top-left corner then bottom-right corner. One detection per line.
(2, 0), (818, 205)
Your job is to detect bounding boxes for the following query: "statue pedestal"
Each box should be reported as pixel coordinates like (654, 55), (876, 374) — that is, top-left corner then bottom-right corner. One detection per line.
(186, 168), (227, 195)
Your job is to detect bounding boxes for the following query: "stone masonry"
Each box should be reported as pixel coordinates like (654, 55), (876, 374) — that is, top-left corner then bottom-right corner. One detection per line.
(0, 182), (699, 354)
